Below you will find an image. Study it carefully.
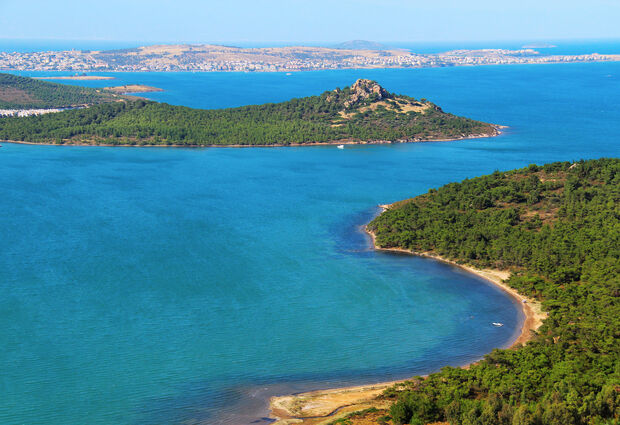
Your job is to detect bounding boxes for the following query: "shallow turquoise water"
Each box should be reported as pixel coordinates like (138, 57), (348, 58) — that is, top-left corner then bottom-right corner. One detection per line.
(2, 57), (620, 424)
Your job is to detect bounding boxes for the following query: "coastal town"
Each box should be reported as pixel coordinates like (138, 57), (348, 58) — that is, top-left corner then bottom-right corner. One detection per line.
(1, 44), (619, 72)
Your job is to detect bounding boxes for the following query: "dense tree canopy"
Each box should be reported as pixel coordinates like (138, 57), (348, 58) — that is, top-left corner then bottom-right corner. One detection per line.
(366, 158), (620, 425)
(0, 79), (496, 146)
(0, 73), (120, 108)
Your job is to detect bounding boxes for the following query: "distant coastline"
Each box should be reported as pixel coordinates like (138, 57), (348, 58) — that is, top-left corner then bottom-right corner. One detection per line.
(35, 75), (115, 80)
(268, 205), (546, 425)
(2, 43), (619, 73)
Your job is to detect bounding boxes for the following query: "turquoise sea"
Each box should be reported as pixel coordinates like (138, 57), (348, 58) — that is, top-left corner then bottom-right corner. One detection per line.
(2, 42), (620, 424)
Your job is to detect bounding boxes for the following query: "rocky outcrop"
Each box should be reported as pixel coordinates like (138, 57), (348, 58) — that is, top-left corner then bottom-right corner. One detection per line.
(343, 79), (391, 107)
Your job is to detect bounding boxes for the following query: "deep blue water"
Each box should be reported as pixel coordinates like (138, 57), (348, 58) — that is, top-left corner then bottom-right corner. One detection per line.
(2, 46), (620, 425)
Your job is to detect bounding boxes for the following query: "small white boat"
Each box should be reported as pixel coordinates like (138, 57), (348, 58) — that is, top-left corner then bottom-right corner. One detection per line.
(337, 144), (344, 149)
(492, 322), (504, 327)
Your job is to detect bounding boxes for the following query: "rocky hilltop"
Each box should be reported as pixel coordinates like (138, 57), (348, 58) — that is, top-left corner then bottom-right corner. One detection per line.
(335, 79), (391, 107)
(326, 79), (443, 124)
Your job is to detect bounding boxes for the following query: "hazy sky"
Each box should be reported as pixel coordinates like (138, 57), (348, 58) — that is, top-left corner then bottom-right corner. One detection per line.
(1, 0), (619, 43)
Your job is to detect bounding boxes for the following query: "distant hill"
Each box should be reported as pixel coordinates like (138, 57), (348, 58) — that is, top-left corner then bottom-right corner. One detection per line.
(522, 43), (557, 49)
(0, 77), (499, 146)
(0, 73), (122, 109)
(333, 40), (394, 51)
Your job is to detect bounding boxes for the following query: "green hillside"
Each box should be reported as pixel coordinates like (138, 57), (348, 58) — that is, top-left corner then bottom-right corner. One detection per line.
(366, 158), (620, 425)
(0, 73), (120, 109)
(0, 79), (498, 146)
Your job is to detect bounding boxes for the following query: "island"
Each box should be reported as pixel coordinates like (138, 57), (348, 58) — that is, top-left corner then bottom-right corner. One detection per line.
(103, 84), (164, 94)
(0, 76), (500, 146)
(0, 43), (617, 73)
(269, 158), (620, 425)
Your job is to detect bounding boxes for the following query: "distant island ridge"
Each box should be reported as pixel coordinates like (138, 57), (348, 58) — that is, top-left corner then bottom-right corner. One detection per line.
(0, 74), (501, 146)
(522, 43), (557, 49)
(332, 40), (398, 51)
(0, 41), (618, 72)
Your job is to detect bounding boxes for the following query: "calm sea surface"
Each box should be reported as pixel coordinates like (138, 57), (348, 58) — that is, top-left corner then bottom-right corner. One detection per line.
(2, 42), (620, 424)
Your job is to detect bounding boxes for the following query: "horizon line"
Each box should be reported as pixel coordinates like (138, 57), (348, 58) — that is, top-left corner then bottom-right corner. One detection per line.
(2, 36), (620, 45)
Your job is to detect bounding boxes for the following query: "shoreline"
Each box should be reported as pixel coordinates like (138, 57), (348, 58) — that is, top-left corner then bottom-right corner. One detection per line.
(34, 75), (115, 80)
(5, 54), (620, 74)
(364, 217), (546, 350)
(0, 127), (502, 149)
(103, 84), (164, 94)
(268, 204), (546, 425)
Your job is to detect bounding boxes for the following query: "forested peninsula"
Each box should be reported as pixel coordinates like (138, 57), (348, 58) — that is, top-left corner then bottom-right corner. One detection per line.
(327, 158), (618, 425)
(0, 73), (123, 109)
(0, 77), (499, 146)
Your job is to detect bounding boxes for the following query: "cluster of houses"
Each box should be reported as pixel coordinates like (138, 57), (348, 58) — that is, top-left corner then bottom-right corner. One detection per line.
(0, 47), (618, 72)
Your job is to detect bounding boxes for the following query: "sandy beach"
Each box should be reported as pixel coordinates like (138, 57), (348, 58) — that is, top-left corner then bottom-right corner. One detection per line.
(268, 204), (546, 425)
(365, 207), (546, 350)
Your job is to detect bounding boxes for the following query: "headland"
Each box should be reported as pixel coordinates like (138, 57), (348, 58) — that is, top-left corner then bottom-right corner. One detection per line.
(0, 77), (501, 147)
(307, 159), (619, 425)
(268, 203), (546, 425)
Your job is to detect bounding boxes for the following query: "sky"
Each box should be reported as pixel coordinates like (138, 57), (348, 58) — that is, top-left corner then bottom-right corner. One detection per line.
(1, 0), (619, 44)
